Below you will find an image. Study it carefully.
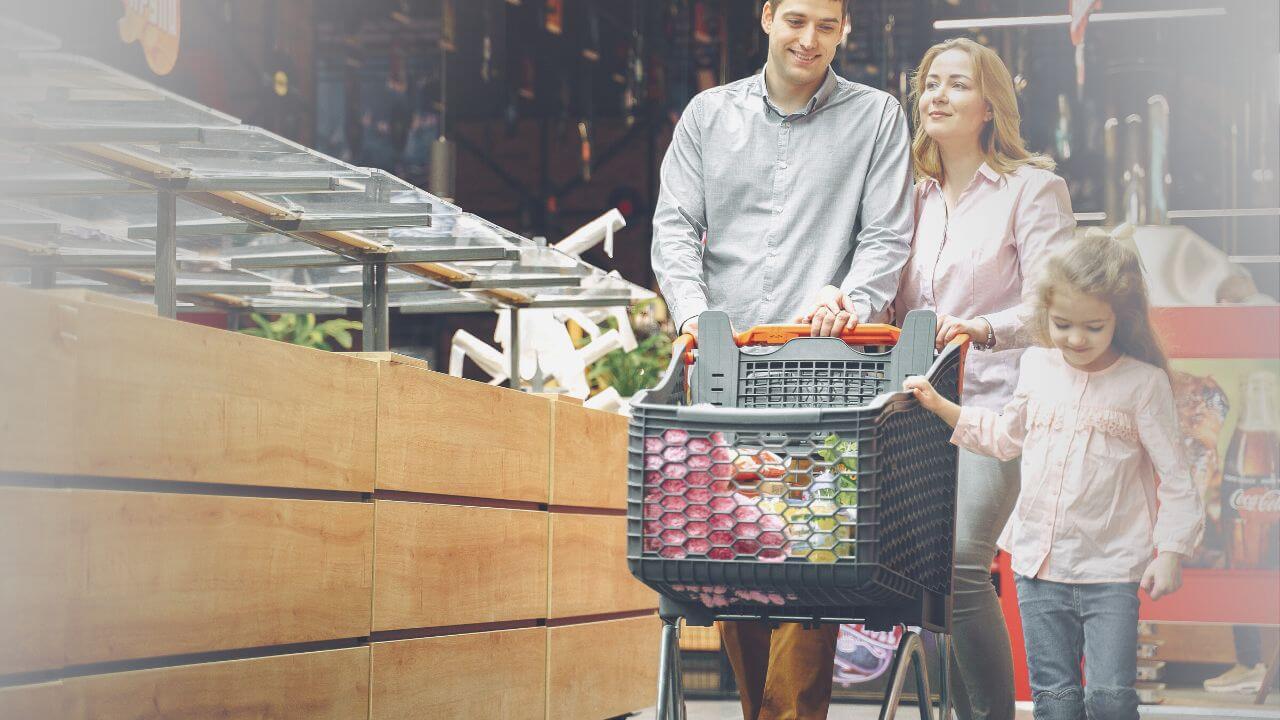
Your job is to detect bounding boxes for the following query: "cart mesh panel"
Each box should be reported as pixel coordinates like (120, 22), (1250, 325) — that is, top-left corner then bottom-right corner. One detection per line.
(627, 328), (962, 629)
(739, 360), (888, 408)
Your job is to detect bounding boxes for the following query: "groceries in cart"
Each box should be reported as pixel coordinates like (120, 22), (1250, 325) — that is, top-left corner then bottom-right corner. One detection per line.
(642, 427), (859, 564)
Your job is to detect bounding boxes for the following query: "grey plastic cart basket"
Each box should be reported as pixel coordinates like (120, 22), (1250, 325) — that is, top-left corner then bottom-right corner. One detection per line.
(627, 309), (966, 720)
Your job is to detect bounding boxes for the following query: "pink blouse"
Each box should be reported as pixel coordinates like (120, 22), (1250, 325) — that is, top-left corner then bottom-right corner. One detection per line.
(893, 164), (1075, 410)
(953, 347), (1205, 583)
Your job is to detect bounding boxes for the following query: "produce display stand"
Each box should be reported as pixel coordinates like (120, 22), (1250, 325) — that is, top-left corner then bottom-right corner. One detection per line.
(0, 20), (659, 720)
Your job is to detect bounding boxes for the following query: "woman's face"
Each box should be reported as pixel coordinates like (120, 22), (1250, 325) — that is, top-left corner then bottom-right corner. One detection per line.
(918, 48), (991, 147)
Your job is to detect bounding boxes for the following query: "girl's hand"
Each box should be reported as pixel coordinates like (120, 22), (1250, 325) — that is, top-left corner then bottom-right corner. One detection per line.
(794, 285), (859, 337)
(936, 315), (991, 350)
(904, 376), (962, 428)
(1140, 552), (1184, 600)
(903, 376), (943, 412)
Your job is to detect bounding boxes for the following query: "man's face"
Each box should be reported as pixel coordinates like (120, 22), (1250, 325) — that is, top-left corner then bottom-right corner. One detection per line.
(761, 0), (846, 90)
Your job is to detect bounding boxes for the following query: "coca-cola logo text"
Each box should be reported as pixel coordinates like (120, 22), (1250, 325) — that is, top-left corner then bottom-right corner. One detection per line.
(1229, 487), (1280, 521)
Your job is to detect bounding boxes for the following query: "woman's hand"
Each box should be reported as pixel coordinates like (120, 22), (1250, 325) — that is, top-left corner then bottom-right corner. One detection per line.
(1140, 552), (1184, 600)
(936, 315), (991, 350)
(794, 285), (859, 337)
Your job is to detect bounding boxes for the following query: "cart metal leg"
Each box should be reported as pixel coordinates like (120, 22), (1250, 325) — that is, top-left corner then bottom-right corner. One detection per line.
(655, 616), (686, 720)
(878, 630), (933, 720)
(936, 631), (953, 720)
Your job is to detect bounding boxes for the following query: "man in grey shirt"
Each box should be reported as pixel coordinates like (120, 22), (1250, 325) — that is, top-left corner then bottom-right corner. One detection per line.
(649, 0), (913, 717)
(652, 3), (913, 343)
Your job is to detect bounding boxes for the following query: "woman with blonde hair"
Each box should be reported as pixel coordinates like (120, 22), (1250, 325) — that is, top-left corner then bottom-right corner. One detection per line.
(892, 37), (1076, 720)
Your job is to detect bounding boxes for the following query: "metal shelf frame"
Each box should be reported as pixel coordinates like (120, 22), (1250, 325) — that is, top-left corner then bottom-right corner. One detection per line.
(1, 21), (654, 383)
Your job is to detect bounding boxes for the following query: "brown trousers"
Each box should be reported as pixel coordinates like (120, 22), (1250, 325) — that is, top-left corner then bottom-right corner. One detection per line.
(717, 620), (840, 720)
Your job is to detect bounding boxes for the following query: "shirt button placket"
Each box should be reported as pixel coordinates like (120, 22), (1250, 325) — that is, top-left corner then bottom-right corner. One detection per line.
(763, 118), (790, 316)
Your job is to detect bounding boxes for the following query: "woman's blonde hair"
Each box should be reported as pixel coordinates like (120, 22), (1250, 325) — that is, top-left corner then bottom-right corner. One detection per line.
(1031, 234), (1169, 373)
(909, 38), (1055, 182)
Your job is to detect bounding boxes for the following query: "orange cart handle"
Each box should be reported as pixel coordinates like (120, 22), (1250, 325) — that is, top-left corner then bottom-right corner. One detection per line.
(677, 323), (902, 364)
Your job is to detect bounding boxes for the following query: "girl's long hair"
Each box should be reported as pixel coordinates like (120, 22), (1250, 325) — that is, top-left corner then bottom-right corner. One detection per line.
(1031, 234), (1169, 373)
(909, 38), (1055, 182)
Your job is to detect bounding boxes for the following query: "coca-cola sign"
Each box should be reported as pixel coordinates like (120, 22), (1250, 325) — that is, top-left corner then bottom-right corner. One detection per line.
(1229, 487), (1280, 521)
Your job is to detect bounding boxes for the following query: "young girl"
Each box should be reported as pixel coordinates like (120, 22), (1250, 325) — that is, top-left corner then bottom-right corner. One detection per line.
(905, 235), (1204, 720)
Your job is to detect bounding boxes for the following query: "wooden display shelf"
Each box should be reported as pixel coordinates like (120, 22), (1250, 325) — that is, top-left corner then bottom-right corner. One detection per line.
(0, 488), (70, 676)
(371, 628), (547, 720)
(0, 681), (65, 720)
(374, 362), (551, 503)
(373, 500), (549, 631)
(547, 512), (656, 619)
(0, 285), (378, 492)
(548, 401), (629, 510)
(546, 615), (660, 720)
(0, 487), (373, 669)
(0, 648), (368, 720)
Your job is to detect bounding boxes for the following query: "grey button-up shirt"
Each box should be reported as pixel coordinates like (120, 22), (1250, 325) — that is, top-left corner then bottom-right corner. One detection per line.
(651, 69), (914, 333)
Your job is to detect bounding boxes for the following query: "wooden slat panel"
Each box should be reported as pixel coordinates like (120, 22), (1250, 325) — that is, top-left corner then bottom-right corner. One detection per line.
(0, 286), (77, 475)
(373, 501), (548, 630)
(376, 366), (550, 502)
(68, 647), (370, 720)
(549, 403), (628, 510)
(68, 490), (372, 664)
(547, 513), (656, 619)
(547, 616), (660, 720)
(0, 488), (69, 675)
(371, 629), (545, 720)
(0, 682), (68, 720)
(74, 300), (377, 492)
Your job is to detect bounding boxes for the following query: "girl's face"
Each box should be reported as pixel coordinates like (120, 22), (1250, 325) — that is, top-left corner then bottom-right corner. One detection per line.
(919, 48), (992, 147)
(1048, 288), (1120, 372)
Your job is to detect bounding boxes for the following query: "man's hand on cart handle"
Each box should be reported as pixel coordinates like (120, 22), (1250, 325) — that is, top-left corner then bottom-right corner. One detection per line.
(679, 315), (699, 340)
(793, 285), (859, 337)
(904, 376), (961, 428)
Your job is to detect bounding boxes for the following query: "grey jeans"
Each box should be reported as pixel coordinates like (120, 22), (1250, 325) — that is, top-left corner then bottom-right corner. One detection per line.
(949, 449), (1020, 720)
(1014, 576), (1141, 720)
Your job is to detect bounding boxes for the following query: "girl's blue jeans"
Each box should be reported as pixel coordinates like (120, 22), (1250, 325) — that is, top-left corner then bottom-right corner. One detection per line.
(1014, 575), (1141, 720)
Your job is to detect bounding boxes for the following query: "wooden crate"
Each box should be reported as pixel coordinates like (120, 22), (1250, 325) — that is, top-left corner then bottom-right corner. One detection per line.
(375, 365), (551, 502)
(68, 647), (369, 720)
(546, 616), (660, 720)
(547, 513), (656, 619)
(0, 488), (69, 676)
(65, 490), (372, 665)
(548, 401), (629, 510)
(373, 501), (548, 631)
(679, 623), (721, 652)
(1, 286), (379, 491)
(371, 628), (546, 720)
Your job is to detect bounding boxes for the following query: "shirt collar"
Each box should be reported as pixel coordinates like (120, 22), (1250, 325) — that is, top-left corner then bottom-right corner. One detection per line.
(922, 161), (1006, 192)
(756, 67), (838, 118)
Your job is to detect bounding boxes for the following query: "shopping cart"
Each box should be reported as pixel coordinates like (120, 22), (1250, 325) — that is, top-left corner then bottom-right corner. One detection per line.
(627, 309), (968, 720)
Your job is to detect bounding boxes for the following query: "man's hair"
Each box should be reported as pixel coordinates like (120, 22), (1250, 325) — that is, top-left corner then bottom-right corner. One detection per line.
(767, 0), (850, 19)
